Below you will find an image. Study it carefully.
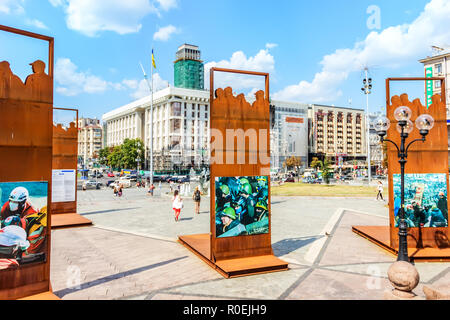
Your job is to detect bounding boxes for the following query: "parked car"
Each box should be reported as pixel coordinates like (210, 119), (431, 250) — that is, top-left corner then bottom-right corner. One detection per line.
(82, 180), (101, 190)
(284, 177), (295, 183)
(110, 179), (131, 189)
(178, 176), (190, 183)
(167, 176), (179, 183)
(106, 180), (116, 187)
(107, 172), (115, 178)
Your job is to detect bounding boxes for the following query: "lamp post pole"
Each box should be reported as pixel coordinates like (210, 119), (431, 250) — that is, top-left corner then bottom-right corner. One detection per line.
(362, 68), (372, 185)
(375, 108), (434, 262)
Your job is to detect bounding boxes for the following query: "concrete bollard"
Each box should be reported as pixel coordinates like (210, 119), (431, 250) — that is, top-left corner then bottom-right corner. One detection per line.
(384, 261), (421, 300)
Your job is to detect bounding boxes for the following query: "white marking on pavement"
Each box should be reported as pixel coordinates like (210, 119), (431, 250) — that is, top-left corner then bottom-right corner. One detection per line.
(93, 226), (178, 243)
(304, 208), (345, 264)
(303, 207), (388, 264)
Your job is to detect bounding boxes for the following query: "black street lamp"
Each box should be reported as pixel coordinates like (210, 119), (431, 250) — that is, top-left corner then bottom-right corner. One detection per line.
(373, 106), (435, 262)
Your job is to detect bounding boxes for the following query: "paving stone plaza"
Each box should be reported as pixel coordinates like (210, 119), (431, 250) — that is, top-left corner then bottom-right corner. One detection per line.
(50, 187), (450, 300)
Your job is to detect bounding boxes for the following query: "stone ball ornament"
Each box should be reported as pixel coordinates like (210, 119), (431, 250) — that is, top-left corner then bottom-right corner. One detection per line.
(387, 261), (420, 298)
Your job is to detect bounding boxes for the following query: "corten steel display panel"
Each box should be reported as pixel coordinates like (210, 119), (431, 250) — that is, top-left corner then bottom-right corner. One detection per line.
(0, 25), (54, 299)
(210, 68), (272, 262)
(386, 77), (449, 249)
(52, 108), (78, 215)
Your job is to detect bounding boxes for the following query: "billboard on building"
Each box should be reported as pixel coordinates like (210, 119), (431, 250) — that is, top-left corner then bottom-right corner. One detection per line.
(283, 116), (307, 158)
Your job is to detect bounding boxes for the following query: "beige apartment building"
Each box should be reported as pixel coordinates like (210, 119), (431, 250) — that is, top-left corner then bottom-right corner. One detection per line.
(419, 49), (450, 162)
(308, 104), (367, 165)
(419, 49), (450, 115)
(78, 118), (103, 164)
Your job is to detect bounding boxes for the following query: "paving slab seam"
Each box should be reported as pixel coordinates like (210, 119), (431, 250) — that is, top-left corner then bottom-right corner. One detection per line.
(339, 207), (389, 219)
(91, 226), (178, 243)
(276, 209), (349, 299)
(426, 267), (450, 284)
(142, 290), (264, 301)
(122, 277), (228, 300)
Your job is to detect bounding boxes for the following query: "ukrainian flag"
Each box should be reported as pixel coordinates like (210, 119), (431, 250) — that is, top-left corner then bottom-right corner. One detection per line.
(152, 49), (156, 69)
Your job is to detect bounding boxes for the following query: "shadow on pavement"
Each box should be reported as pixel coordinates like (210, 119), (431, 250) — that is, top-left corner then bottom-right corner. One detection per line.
(80, 207), (142, 216)
(54, 256), (188, 298)
(272, 236), (323, 256)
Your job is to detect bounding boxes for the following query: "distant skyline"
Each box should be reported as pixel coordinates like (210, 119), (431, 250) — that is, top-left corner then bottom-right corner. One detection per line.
(1, 0), (449, 121)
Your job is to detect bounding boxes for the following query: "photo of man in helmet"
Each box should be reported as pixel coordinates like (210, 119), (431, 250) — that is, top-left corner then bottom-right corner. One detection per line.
(0, 181), (48, 271)
(215, 176), (269, 238)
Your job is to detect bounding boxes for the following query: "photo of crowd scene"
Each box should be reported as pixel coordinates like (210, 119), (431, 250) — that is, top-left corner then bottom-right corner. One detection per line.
(0, 181), (48, 271)
(215, 176), (269, 238)
(393, 173), (448, 228)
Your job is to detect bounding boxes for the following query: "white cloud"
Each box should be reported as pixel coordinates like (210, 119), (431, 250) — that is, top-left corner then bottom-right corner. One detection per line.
(205, 48), (275, 92)
(153, 25), (179, 41)
(55, 58), (170, 99)
(48, 0), (64, 7)
(25, 18), (49, 30)
(126, 74), (169, 99)
(50, 0), (178, 36)
(0, 0), (25, 15)
(155, 0), (177, 11)
(265, 43), (278, 49)
(273, 0), (450, 103)
(55, 58), (124, 96)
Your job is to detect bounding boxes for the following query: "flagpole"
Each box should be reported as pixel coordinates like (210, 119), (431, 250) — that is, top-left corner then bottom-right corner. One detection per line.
(150, 51), (154, 186)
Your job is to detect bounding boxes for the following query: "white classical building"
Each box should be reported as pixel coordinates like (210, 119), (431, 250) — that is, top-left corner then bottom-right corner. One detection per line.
(102, 86), (309, 172)
(102, 86), (210, 171)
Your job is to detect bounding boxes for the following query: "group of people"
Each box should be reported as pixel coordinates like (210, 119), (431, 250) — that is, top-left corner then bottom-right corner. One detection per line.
(113, 183), (123, 197)
(0, 187), (47, 270)
(395, 191), (448, 228)
(215, 176), (269, 238)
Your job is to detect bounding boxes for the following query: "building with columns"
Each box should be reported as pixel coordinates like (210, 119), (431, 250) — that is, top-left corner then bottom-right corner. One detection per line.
(102, 86), (210, 172)
(308, 104), (367, 166)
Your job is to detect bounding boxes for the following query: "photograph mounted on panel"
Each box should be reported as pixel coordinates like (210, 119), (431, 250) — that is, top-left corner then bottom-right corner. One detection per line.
(215, 176), (269, 238)
(0, 181), (48, 271)
(393, 173), (448, 228)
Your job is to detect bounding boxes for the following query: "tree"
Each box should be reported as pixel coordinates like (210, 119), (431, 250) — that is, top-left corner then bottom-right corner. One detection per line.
(283, 156), (303, 182)
(120, 138), (145, 169)
(310, 157), (322, 171)
(310, 157), (332, 184)
(107, 145), (123, 170)
(322, 158), (333, 184)
(98, 147), (111, 166)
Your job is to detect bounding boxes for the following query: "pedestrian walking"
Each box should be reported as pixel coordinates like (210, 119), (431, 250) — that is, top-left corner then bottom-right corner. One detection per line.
(118, 183), (123, 197)
(376, 181), (384, 201)
(158, 181), (162, 195)
(169, 181), (173, 193)
(172, 189), (183, 222)
(193, 186), (201, 214)
(113, 184), (118, 197)
(148, 183), (155, 196)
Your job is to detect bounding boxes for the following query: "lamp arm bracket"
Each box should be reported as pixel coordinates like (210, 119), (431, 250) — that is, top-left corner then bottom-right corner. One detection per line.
(382, 138), (400, 153)
(406, 138), (425, 153)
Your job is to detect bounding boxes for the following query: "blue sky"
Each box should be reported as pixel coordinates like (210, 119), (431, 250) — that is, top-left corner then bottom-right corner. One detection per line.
(1, 0), (449, 121)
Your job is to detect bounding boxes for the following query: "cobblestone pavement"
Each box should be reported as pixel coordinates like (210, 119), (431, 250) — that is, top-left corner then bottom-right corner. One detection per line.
(49, 188), (449, 300)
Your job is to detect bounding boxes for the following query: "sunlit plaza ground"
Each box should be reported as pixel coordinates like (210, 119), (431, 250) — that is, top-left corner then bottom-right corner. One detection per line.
(49, 185), (450, 300)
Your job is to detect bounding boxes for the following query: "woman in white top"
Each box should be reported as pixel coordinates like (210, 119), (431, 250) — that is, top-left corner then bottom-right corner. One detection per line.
(376, 181), (384, 201)
(172, 189), (183, 221)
